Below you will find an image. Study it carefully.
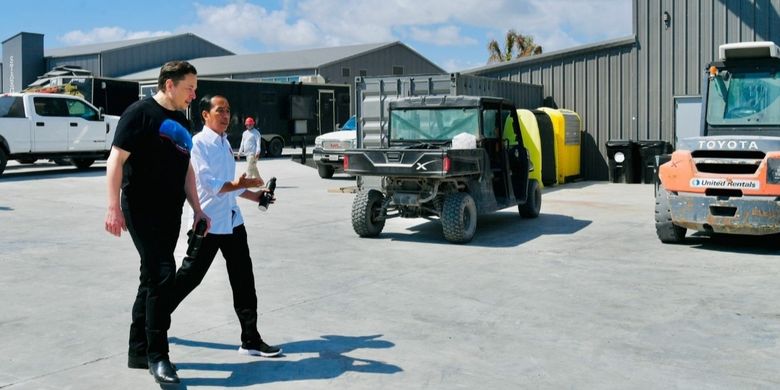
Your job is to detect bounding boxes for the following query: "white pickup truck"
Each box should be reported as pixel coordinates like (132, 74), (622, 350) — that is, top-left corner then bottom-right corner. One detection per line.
(0, 93), (120, 176)
(312, 115), (356, 178)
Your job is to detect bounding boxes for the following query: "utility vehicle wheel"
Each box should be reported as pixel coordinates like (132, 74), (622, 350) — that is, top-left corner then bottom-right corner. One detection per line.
(655, 187), (686, 243)
(16, 158), (37, 164)
(519, 180), (541, 218)
(268, 138), (284, 157)
(317, 164), (335, 178)
(441, 192), (477, 243)
(352, 189), (385, 237)
(0, 148), (7, 176)
(53, 158), (70, 166)
(72, 158), (95, 169)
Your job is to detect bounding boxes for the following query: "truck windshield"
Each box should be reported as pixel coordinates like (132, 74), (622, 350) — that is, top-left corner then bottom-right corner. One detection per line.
(707, 70), (780, 126)
(390, 108), (479, 142)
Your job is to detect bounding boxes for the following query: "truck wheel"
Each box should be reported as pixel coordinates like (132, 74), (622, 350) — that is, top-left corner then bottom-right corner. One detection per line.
(72, 158), (95, 169)
(317, 164), (335, 178)
(268, 138), (284, 157)
(518, 180), (541, 218)
(352, 189), (385, 237)
(0, 148), (7, 176)
(261, 140), (269, 156)
(655, 187), (686, 243)
(442, 192), (477, 243)
(16, 158), (37, 164)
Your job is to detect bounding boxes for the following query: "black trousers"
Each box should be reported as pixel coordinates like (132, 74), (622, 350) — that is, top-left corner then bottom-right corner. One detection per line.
(124, 211), (180, 363)
(171, 224), (262, 344)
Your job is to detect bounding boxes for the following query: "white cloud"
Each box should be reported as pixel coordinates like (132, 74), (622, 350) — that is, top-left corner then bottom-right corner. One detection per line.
(301, 0), (631, 49)
(484, 0), (633, 51)
(57, 1), (632, 55)
(59, 27), (171, 46)
(441, 58), (486, 73)
(48, 0), (632, 78)
(407, 26), (477, 46)
(179, 1), (326, 53)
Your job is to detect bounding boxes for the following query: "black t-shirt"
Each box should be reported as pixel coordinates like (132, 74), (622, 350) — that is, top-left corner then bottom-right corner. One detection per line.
(113, 97), (192, 217)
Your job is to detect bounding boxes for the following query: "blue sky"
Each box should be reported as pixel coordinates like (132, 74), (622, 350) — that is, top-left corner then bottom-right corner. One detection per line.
(4, 0), (633, 72)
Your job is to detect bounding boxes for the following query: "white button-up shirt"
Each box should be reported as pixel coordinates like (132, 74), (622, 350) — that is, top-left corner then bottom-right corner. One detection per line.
(191, 126), (245, 234)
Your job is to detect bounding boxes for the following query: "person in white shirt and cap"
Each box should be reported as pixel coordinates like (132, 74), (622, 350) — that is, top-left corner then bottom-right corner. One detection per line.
(237, 117), (262, 179)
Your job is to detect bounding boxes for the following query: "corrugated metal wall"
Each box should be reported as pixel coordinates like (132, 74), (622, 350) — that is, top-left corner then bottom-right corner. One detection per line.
(47, 54), (101, 75)
(47, 35), (232, 78)
(636, 0), (780, 143)
(320, 44), (445, 85)
(469, 0), (780, 180)
(470, 38), (636, 180)
(101, 35), (232, 77)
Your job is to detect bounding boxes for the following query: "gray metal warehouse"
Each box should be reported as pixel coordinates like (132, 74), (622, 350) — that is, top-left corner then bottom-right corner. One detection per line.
(1, 32), (234, 92)
(120, 41), (445, 86)
(2, 34), (444, 94)
(466, 0), (780, 180)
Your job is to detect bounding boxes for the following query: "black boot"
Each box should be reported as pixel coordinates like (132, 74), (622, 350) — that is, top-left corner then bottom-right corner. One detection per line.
(149, 359), (180, 384)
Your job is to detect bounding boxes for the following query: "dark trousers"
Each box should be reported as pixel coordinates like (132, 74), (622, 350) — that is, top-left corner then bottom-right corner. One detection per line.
(171, 224), (262, 344)
(124, 211), (180, 363)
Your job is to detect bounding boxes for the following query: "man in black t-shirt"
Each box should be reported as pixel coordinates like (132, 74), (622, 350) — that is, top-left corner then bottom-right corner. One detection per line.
(105, 61), (209, 385)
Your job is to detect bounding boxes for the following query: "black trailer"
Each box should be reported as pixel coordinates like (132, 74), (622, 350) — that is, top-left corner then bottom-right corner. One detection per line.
(142, 78), (351, 156)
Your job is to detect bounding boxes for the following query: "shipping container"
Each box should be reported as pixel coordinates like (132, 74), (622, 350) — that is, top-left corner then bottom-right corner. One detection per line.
(354, 73), (544, 149)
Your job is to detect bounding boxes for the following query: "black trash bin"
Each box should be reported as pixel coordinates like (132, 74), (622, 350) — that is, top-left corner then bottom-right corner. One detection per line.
(637, 140), (673, 184)
(605, 140), (637, 183)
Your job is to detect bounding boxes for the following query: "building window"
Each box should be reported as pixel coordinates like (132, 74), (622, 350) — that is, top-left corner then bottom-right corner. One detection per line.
(392, 66), (404, 75)
(359, 69), (367, 77)
(342, 67), (351, 77)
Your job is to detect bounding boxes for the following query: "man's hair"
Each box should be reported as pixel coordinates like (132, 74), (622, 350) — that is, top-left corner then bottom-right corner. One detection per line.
(157, 61), (197, 92)
(198, 95), (227, 115)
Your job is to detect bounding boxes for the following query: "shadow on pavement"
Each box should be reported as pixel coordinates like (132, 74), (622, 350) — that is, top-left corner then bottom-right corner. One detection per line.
(169, 334), (402, 387)
(379, 212), (591, 247)
(682, 232), (780, 255)
(0, 166), (105, 182)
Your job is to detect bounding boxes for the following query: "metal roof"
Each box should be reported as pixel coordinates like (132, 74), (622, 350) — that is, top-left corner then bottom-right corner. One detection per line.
(462, 35), (636, 74)
(44, 33), (231, 58)
(121, 41), (398, 80)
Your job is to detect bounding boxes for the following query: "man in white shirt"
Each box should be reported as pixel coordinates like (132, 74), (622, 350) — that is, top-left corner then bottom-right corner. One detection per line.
(237, 117), (262, 179)
(171, 94), (281, 357)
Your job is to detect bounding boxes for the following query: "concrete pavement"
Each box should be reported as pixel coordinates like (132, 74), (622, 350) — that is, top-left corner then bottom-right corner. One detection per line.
(1, 157), (779, 389)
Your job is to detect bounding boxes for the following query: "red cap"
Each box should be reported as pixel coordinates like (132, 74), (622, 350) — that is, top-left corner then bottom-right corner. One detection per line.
(245, 117), (255, 126)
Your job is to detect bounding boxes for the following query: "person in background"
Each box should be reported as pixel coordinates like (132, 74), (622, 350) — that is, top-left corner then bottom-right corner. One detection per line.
(238, 117), (262, 179)
(104, 61), (209, 385)
(171, 95), (282, 358)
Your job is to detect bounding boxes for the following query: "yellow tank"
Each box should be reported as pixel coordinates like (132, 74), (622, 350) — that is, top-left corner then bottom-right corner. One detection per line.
(538, 107), (581, 183)
(513, 109), (543, 188)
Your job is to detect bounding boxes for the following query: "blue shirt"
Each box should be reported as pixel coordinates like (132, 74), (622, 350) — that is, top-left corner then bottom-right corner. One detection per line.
(191, 126), (245, 234)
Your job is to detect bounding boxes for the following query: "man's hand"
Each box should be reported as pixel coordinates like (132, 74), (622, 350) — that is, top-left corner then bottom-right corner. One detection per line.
(239, 188), (276, 203)
(234, 173), (263, 188)
(105, 205), (126, 237)
(192, 210), (211, 235)
(255, 153), (261, 160)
